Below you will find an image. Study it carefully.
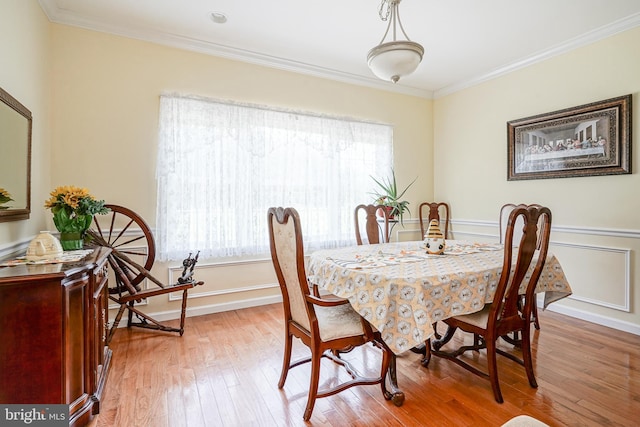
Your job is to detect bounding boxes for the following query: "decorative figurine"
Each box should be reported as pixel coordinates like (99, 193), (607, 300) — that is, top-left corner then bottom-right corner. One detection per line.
(178, 251), (200, 284)
(26, 231), (64, 261)
(424, 219), (446, 255)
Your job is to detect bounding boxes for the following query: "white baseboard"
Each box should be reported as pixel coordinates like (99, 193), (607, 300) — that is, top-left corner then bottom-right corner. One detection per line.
(112, 294), (283, 328)
(113, 293), (639, 337)
(544, 303), (640, 336)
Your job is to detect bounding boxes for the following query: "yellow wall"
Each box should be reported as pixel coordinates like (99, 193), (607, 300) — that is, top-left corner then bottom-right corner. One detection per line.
(49, 25), (433, 223)
(0, 1), (52, 247)
(434, 27), (640, 331)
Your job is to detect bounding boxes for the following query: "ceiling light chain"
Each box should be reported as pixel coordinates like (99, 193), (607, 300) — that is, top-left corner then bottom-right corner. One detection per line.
(378, 0), (391, 21)
(367, 0), (424, 84)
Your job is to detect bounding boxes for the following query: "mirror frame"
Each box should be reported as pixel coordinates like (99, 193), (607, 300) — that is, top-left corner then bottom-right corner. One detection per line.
(0, 86), (32, 222)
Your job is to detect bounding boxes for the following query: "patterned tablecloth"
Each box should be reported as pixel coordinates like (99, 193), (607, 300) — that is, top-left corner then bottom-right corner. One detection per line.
(307, 240), (572, 354)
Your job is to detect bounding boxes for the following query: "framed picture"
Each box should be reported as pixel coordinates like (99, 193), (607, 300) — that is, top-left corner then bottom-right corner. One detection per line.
(507, 94), (631, 180)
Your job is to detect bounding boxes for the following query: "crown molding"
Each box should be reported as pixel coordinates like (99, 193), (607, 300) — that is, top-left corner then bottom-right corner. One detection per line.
(434, 12), (640, 98)
(37, 0), (433, 99)
(38, 1), (640, 100)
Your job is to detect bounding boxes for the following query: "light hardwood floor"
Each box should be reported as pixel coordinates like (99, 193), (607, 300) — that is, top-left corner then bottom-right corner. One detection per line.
(90, 304), (639, 427)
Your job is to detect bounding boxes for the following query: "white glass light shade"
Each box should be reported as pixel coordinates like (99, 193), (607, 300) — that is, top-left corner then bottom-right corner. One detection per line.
(367, 41), (424, 83)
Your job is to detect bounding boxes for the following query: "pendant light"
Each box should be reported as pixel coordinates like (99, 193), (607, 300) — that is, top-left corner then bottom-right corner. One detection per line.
(367, 0), (424, 83)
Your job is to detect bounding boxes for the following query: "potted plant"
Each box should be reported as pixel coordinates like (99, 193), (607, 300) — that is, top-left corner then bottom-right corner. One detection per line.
(44, 185), (110, 250)
(369, 169), (417, 225)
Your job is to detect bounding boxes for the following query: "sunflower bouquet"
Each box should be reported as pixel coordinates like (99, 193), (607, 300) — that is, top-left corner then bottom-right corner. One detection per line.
(0, 188), (13, 210)
(44, 186), (110, 249)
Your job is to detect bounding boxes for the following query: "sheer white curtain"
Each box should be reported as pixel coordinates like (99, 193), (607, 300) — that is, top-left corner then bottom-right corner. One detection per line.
(156, 94), (392, 261)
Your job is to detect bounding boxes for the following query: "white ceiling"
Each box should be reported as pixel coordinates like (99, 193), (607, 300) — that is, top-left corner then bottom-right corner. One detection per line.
(38, 0), (640, 99)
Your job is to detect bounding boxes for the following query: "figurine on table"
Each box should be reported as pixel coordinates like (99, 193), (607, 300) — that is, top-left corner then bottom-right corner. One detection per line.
(424, 219), (446, 255)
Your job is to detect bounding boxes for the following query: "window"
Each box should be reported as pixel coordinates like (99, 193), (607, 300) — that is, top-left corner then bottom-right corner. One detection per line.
(156, 94), (392, 261)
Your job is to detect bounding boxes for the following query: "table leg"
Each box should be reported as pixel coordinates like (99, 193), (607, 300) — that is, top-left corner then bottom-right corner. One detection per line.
(420, 339), (432, 367)
(386, 353), (405, 406)
(429, 325), (456, 351)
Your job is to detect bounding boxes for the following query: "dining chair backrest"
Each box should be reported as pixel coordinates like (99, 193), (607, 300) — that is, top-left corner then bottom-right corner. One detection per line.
(500, 203), (547, 249)
(499, 203), (549, 331)
(419, 202), (450, 239)
(268, 207), (313, 332)
(494, 204), (551, 326)
(354, 204), (390, 245)
(499, 203), (519, 244)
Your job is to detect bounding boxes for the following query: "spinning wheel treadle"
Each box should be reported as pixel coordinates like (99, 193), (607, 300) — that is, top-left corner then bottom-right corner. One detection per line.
(90, 204), (203, 343)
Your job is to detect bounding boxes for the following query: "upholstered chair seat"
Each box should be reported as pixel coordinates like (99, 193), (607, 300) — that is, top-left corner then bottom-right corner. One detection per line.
(315, 304), (368, 341)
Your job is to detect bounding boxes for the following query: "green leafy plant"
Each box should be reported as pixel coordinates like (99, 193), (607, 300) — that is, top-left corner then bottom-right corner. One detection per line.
(369, 169), (417, 224)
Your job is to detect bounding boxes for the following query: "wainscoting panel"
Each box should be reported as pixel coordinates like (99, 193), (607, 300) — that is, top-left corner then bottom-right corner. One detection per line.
(550, 242), (630, 312)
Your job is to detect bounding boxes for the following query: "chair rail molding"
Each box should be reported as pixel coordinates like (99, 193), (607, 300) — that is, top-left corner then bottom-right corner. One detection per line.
(451, 219), (640, 239)
(167, 257), (278, 302)
(0, 237), (30, 260)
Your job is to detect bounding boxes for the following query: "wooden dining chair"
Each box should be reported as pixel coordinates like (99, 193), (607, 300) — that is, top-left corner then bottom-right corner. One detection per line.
(268, 207), (396, 421)
(419, 202), (450, 239)
(425, 204), (552, 403)
(354, 204), (391, 245)
(499, 203), (543, 331)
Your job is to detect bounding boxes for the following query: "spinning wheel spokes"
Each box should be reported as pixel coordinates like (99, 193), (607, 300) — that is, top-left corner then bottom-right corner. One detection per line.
(91, 204), (156, 288)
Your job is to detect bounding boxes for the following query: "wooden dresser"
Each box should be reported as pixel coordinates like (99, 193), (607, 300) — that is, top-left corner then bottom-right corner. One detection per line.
(0, 247), (112, 427)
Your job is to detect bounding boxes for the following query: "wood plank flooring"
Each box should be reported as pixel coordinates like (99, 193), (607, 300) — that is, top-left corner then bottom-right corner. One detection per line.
(90, 304), (639, 426)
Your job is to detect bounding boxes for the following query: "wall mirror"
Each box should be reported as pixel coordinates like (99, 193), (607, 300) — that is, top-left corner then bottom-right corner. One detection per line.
(0, 86), (31, 222)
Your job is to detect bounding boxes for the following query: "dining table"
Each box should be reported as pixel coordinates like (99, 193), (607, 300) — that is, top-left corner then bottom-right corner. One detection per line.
(307, 239), (573, 400)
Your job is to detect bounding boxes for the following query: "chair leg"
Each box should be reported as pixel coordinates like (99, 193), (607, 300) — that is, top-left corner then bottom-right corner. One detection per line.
(430, 324), (457, 351)
(521, 324), (538, 388)
(486, 338), (503, 403)
(532, 298), (540, 330)
(304, 350), (322, 421)
(278, 331), (293, 389)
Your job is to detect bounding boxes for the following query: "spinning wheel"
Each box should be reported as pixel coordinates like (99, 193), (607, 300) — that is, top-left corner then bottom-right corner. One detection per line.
(89, 204), (203, 343)
(92, 204), (156, 293)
